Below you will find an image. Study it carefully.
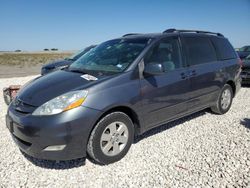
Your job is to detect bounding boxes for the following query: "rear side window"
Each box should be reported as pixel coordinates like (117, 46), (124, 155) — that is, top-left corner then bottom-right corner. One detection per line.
(211, 37), (237, 60)
(184, 36), (217, 66)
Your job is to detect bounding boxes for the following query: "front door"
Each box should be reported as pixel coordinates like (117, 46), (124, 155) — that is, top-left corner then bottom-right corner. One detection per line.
(139, 36), (190, 130)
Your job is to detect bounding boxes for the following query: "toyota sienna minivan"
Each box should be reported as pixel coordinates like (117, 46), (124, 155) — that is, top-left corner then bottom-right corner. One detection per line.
(6, 29), (241, 165)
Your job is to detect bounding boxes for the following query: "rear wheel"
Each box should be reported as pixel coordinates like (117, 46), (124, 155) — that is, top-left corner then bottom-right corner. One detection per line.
(211, 84), (233, 114)
(87, 112), (134, 165)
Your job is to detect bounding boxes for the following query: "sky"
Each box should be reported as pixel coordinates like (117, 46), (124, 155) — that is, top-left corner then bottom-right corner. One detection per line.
(0, 0), (250, 51)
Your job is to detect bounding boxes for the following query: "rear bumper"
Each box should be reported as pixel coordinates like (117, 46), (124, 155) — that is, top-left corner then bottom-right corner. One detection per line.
(3, 86), (21, 105)
(241, 72), (250, 84)
(6, 104), (102, 160)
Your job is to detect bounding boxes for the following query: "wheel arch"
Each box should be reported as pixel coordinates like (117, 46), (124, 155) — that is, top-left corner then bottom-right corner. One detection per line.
(91, 105), (142, 138)
(226, 80), (236, 97)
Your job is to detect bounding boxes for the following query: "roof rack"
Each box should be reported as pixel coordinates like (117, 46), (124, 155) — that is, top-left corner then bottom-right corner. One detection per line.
(163, 28), (224, 37)
(122, 33), (142, 37)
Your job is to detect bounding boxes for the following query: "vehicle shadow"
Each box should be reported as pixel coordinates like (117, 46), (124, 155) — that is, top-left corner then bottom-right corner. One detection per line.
(21, 150), (86, 169)
(240, 118), (250, 129)
(134, 109), (208, 143)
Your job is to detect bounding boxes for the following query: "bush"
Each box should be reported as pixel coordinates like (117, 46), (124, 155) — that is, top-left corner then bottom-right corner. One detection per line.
(44, 49), (49, 51)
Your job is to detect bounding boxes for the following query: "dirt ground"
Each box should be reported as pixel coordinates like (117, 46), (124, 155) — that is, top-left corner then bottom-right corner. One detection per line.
(0, 51), (73, 78)
(0, 64), (42, 78)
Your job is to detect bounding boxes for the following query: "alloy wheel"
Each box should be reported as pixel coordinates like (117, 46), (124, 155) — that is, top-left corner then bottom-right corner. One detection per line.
(221, 89), (232, 110)
(100, 121), (129, 156)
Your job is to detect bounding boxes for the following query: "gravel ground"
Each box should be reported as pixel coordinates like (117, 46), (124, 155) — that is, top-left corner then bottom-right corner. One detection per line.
(0, 76), (250, 187)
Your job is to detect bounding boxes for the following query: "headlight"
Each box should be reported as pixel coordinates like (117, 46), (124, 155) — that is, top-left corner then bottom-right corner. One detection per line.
(32, 90), (88, 116)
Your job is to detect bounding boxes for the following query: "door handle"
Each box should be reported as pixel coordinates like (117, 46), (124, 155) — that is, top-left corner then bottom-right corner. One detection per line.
(180, 72), (187, 79)
(189, 70), (197, 77)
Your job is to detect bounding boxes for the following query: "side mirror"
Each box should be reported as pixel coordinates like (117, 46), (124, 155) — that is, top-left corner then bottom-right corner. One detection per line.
(143, 63), (164, 76)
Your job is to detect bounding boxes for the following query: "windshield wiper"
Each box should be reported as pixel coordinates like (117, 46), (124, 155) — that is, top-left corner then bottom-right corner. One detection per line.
(68, 68), (89, 74)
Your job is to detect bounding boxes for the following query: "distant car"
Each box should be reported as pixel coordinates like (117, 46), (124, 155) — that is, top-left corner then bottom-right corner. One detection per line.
(41, 45), (96, 75)
(237, 46), (250, 60)
(241, 54), (250, 84)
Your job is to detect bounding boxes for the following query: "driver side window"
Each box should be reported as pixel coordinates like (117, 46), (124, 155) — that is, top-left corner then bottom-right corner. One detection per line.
(144, 37), (182, 72)
(246, 47), (250, 52)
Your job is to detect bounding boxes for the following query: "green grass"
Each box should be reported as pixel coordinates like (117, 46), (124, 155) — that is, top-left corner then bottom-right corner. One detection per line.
(0, 52), (73, 66)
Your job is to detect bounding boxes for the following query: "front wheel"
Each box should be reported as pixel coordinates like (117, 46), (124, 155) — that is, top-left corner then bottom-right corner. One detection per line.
(211, 84), (233, 114)
(87, 112), (134, 165)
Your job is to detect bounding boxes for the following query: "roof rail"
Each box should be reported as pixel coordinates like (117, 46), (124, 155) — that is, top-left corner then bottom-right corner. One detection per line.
(122, 33), (141, 37)
(163, 28), (224, 37)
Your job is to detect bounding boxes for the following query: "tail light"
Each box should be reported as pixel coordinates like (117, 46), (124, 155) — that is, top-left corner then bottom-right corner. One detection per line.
(237, 58), (243, 67)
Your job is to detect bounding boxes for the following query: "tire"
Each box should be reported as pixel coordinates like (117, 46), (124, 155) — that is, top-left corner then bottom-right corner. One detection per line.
(87, 112), (134, 165)
(211, 84), (233, 114)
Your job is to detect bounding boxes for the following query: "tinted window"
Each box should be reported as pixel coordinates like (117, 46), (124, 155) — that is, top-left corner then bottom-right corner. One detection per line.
(239, 46), (250, 52)
(184, 36), (217, 66)
(144, 37), (182, 72)
(246, 47), (250, 52)
(211, 37), (237, 60)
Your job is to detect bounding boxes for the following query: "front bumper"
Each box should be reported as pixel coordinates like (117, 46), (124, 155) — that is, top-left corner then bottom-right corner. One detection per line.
(6, 104), (102, 160)
(241, 72), (250, 84)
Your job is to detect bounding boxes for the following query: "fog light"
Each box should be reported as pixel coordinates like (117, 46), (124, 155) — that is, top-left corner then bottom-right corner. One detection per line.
(44, 145), (66, 151)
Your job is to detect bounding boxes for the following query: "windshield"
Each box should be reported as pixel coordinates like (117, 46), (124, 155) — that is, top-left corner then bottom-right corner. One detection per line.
(69, 38), (149, 74)
(66, 46), (96, 61)
(66, 49), (85, 61)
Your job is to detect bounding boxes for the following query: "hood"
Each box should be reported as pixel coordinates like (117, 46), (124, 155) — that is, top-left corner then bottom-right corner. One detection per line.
(17, 70), (110, 106)
(43, 59), (72, 69)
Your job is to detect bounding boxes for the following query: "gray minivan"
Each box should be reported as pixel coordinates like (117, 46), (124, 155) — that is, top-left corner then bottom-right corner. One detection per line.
(6, 29), (241, 165)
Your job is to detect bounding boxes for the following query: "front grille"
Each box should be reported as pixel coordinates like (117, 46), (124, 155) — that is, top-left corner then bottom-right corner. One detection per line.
(15, 109), (30, 115)
(13, 134), (32, 147)
(13, 97), (36, 114)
